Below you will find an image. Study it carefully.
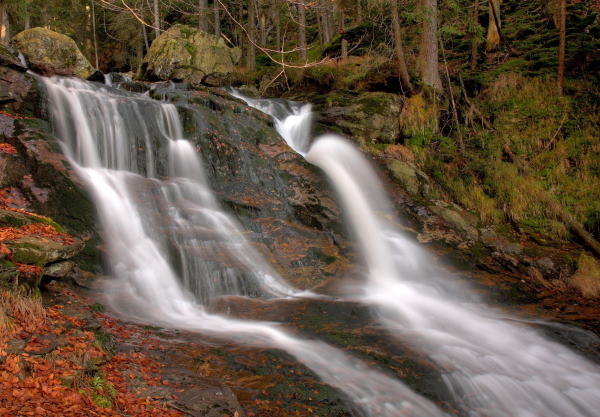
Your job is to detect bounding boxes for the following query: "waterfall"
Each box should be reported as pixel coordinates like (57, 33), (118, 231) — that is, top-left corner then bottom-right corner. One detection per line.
(18, 52), (27, 68)
(236, 91), (600, 417)
(42, 76), (446, 417)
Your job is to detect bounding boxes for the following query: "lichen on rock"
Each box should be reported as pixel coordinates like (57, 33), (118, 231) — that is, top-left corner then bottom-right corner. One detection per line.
(139, 24), (241, 87)
(12, 27), (95, 79)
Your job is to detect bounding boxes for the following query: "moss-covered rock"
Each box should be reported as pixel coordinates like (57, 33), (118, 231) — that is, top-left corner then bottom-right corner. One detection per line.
(0, 209), (38, 228)
(319, 91), (402, 144)
(140, 24), (241, 87)
(11, 27), (95, 79)
(386, 160), (430, 197)
(10, 236), (84, 265)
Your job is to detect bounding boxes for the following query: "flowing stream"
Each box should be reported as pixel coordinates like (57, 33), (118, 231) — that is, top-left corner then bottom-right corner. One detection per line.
(42, 76), (447, 417)
(235, 91), (600, 417)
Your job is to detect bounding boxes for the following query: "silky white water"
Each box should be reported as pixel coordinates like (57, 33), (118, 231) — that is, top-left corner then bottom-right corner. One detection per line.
(42, 76), (446, 417)
(236, 91), (600, 417)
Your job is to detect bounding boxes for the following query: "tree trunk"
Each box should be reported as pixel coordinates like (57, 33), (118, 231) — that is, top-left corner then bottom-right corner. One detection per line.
(246, 0), (256, 70)
(317, 12), (324, 45)
(470, 0), (479, 70)
(274, 2), (281, 50)
(486, 0), (501, 51)
(391, 0), (412, 92)
(558, 0), (566, 94)
(417, 0), (442, 90)
(338, 9), (348, 61)
(142, 22), (150, 50)
(136, 35), (144, 72)
(198, 0), (208, 32)
(355, 0), (363, 25)
(299, 0), (307, 61)
(318, 0), (330, 44)
(0, 4), (10, 46)
(91, 0), (99, 68)
(214, 0), (221, 37)
(153, 0), (161, 39)
(260, 12), (267, 46)
(24, 6), (31, 30)
(323, 0), (333, 43)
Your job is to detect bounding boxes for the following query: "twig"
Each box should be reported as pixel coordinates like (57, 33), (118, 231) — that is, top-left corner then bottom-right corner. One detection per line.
(543, 112), (568, 152)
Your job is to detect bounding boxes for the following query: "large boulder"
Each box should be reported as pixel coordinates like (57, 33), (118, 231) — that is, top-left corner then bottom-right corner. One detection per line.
(12, 27), (95, 79)
(318, 92), (402, 144)
(140, 24), (241, 87)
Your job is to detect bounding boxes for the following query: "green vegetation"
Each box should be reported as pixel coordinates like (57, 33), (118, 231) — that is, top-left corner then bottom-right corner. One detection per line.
(416, 73), (599, 243)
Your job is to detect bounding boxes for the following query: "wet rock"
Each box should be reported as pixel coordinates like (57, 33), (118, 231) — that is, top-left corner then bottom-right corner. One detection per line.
(12, 28), (95, 79)
(0, 66), (32, 104)
(172, 380), (244, 417)
(8, 130), (96, 237)
(10, 236), (84, 265)
(0, 44), (27, 71)
(140, 24), (241, 87)
(173, 89), (349, 288)
(0, 151), (26, 188)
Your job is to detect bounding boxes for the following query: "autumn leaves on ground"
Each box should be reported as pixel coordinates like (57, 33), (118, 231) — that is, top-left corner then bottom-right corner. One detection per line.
(0, 146), (184, 415)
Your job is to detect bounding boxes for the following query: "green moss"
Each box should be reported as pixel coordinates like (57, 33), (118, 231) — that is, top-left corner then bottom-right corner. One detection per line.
(11, 242), (46, 265)
(90, 302), (105, 312)
(93, 329), (113, 351)
(308, 247), (337, 265)
(72, 236), (101, 273)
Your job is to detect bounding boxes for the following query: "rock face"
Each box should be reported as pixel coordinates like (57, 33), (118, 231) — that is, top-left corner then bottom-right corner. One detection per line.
(140, 25), (241, 87)
(131, 84), (351, 289)
(0, 45), (31, 105)
(12, 27), (95, 79)
(317, 91), (402, 144)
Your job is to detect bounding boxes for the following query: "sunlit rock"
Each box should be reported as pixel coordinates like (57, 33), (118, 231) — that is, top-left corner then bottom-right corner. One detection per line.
(140, 24), (241, 87)
(12, 27), (95, 79)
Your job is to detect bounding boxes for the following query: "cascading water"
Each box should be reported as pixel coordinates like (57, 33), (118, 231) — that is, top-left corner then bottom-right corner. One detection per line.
(44, 77), (297, 304)
(235, 91), (600, 417)
(41, 76), (447, 417)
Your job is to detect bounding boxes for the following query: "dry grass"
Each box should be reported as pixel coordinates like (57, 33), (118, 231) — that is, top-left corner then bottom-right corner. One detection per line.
(569, 253), (600, 297)
(449, 181), (502, 225)
(399, 93), (439, 143)
(0, 286), (46, 342)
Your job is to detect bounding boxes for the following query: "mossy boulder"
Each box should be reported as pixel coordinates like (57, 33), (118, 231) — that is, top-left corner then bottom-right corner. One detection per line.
(386, 160), (430, 197)
(10, 236), (84, 265)
(140, 24), (241, 87)
(319, 92), (402, 144)
(11, 27), (95, 79)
